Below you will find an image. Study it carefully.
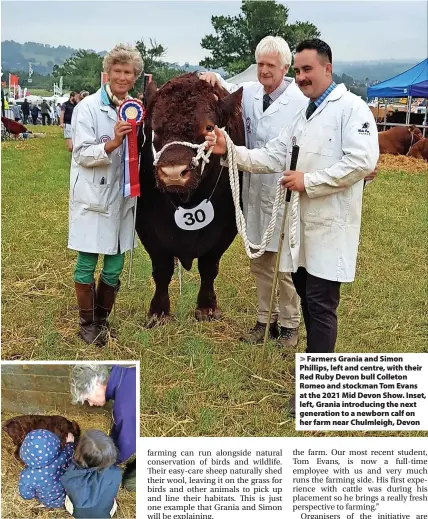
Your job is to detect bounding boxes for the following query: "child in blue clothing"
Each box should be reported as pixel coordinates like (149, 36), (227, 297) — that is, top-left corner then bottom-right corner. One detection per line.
(61, 429), (122, 518)
(19, 429), (75, 508)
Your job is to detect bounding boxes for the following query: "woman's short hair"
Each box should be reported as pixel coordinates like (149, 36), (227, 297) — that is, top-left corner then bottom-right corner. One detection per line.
(103, 43), (144, 79)
(74, 429), (118, 470)
(255, 36), (292, 68)
(70, 364), (110, 404)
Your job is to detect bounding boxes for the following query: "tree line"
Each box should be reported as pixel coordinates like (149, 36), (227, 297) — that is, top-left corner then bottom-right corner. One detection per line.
(2, 1), (367, 99)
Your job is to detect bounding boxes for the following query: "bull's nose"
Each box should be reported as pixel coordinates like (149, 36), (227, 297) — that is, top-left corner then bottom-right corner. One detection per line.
(159, 165), (189, 180)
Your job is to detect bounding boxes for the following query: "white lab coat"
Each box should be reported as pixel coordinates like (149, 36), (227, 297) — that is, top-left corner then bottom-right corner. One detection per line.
(217, 75), (308, 251)
(68, 89), (136, 255)
(228, 83), (379, 282)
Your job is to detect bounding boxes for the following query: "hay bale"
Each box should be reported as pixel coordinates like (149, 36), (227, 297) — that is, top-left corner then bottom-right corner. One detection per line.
(1, 409), (136, 519)
(378, 154), (428, 174)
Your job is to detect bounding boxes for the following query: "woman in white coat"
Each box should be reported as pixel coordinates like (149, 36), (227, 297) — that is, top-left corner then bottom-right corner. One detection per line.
(68, 43), (143, 346)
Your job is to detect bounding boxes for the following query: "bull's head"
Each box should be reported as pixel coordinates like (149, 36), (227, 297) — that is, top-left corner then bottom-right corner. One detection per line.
(145, 73), (243, 194)
(409, 125), (423, 143)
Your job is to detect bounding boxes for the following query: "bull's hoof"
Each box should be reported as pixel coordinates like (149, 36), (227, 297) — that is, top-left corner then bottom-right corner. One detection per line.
(146, 313), (172, 329)
(195, 308), (222, 322)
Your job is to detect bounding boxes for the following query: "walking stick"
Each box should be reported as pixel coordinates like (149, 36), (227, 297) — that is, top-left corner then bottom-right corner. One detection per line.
(260, 144), (300, 373)
(178, 259), (182, 295)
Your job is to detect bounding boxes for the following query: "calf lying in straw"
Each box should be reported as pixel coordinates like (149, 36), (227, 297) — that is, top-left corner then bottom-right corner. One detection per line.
(2, 415), (81, 464)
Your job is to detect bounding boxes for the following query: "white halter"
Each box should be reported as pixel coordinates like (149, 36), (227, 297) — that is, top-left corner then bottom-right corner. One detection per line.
(152, 136), (214, 177)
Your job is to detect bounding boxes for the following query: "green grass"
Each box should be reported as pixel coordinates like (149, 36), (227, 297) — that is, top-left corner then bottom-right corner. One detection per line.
(2, 128), (427, 437)
(25, 88), (53, 96)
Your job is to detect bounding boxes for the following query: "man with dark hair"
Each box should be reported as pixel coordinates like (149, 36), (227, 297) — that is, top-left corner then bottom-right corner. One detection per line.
(206, 38), (379, 413)
(60, 91), (77, 151)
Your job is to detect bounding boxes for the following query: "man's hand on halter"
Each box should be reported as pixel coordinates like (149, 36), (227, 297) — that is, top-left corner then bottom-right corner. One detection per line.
(205, 126), (227, 155)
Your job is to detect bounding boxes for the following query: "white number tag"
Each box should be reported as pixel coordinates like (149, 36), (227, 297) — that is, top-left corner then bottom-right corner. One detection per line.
(174, 199), (215, 231)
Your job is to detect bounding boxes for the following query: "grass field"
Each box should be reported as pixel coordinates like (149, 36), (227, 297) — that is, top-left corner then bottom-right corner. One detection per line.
(23, 89), (53, 97)
(2, 126), (427, 437)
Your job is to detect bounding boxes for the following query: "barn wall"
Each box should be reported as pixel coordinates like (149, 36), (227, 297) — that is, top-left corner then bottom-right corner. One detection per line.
(1, 364), (110, 415)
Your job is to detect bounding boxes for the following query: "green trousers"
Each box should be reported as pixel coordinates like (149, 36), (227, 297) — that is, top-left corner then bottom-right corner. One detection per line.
(74, 251), (125, 287)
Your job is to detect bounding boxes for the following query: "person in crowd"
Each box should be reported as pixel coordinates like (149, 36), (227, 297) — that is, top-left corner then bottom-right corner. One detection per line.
(68, 44), (143, 346)
(49, 101), (56, 124)
(60, 92), (78, 151)
(205, 39), (379, 414)
(12, 102), (22, 122)
(55, 102), (62, 125)
(40, 99), (51, 125)
(61, 430), (122, 518)
(200, 36), (306, 348)
(21, 98), (30, 124)
(18, 429), (75, 508)
(79, 90), (90, 101)
(70, 364), (136, 490)
(31, 103), (39, 125)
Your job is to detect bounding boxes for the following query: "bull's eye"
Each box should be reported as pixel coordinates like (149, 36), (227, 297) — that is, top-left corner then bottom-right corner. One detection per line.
(206, 125), (214, 132)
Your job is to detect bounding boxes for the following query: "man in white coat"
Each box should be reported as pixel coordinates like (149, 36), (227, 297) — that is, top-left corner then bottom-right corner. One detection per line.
(206, 39), (379, 398)
(200, 36), (307, 348)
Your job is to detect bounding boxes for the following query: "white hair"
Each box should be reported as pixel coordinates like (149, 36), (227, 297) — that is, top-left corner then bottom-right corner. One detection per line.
(70, 364), (110, 404)
(255, 36), (292, 68)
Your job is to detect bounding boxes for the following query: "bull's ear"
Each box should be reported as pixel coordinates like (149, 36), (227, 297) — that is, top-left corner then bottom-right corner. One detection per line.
(217, 87), (243, 125)
(145, 81), (158, 111)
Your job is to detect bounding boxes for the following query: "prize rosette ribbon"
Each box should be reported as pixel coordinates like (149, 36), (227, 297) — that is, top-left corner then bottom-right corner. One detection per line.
(118, 99), (145, 197)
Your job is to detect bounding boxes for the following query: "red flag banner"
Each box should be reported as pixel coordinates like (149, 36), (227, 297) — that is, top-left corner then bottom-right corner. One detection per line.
(9, 74), (19, 87)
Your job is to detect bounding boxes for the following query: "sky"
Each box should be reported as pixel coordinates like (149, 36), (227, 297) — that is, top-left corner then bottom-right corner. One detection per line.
(1, 0), (427, 64)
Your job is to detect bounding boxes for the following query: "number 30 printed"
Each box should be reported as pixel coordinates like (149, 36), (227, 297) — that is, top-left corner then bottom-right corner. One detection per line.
(183, 210), (206, 226)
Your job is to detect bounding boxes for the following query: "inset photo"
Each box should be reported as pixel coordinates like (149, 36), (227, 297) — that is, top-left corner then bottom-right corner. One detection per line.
(1, 362), (138, 519)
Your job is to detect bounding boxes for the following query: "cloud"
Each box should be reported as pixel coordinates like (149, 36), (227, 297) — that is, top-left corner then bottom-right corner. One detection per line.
(2, 1), (426, 64)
